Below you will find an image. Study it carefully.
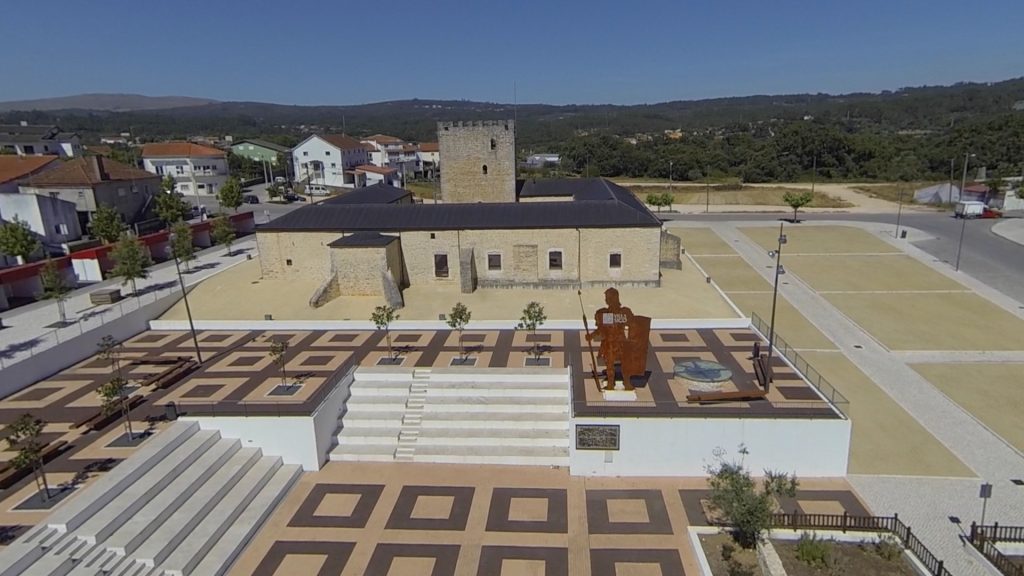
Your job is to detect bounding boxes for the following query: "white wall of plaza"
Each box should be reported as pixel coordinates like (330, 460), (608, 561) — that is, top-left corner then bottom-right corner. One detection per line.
(569, 416), (851, 477)
(180, 368), (353, 471)
(142, 157), (229, 196)
(149, 317), (752, 332)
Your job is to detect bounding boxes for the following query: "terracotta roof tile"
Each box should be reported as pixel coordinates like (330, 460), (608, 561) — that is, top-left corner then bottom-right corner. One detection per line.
(355, 164), (398, 175)
(0, 155), (60, 184)
(418, 142), (439, 152)
(24, 157), (158, 187)
(365, 134), (403, 144)
(319, 134), (367, 151)
(141, 142), (225, 158)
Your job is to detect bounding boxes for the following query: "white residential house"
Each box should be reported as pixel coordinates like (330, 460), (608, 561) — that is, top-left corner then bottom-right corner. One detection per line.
(0, 123), (82, 157)
(141, 142), (229, 197)
(0, 193), (82, 264)
(355, 165), (401, 187)
(416, 142), (440, 178)
(361, 134), (420, 180)
(291, 134), (370, 190)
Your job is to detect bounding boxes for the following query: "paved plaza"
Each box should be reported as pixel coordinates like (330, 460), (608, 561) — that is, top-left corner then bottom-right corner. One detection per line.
(229, 461), (865, 576)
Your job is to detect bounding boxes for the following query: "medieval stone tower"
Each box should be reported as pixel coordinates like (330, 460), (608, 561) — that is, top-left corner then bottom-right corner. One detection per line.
(438, 120), (516, 203)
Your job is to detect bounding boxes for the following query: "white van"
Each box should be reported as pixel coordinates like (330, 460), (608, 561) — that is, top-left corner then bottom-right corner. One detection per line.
(954, 201), (985, 219)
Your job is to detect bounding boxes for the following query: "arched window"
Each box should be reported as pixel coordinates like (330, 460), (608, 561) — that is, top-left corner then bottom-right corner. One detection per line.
(482, 165), (488, 175)
(490, 138), (497, 150)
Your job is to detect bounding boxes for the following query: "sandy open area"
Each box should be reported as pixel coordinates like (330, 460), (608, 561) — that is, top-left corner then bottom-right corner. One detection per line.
(824, 292), (1024, 351)
(724, 292), (836, 351)
(741, 225), (900, 255)
(693, 256), (772, 292)
(802, 352), (973, 477)
(677, 227), (739, 255)
(784, 254), (968, 293)
(911, 363), (1024, 454)
(162, 257), (739, 322)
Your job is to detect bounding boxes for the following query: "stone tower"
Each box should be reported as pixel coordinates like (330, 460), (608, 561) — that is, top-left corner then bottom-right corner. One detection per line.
(438, 120), (515, 203)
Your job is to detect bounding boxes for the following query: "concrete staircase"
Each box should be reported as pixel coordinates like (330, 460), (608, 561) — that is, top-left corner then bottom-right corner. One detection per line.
(0, 421), (300, 576)
(330, 368), (570, 466)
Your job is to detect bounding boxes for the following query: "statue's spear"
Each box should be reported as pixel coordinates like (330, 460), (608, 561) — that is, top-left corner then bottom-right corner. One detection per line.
(577, 290), (602, 391)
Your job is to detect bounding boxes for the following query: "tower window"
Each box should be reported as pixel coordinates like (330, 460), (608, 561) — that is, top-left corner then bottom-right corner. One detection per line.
(487, 253), (502, 271)
(548, 251), (563, 270)
(609, 253), (622, 269)
(490, 138), (496, 150)
(434, 254), (449, 278)
(482, 165), (488, 175)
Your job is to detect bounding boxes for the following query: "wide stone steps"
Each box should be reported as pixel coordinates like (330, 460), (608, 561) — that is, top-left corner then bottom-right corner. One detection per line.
(0, 422), (300, 576)
(331, 371), (571, 466)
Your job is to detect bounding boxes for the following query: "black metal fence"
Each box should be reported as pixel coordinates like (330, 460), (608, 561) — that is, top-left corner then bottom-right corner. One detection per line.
(969, 523), (1024, 576)
(770, 512), (953, 576)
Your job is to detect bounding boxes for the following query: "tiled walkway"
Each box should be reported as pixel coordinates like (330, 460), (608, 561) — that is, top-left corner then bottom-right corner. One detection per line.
(230, 462), (864, 576)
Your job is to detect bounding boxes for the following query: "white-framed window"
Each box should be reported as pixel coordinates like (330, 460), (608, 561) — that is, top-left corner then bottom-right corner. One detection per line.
(487, 252), (502, 271)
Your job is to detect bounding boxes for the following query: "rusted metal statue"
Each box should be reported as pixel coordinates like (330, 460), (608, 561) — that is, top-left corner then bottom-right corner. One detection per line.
(585, 288), (650, 391)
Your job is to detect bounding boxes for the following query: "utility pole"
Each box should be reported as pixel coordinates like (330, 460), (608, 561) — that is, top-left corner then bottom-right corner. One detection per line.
(705, 164), (711, 214)
(948, 157), (956, 204)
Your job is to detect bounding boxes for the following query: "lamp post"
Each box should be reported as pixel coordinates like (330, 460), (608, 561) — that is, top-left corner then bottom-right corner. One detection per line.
(895, 187), (905, 240)
(168, 233), (203, 364)
(668, 161), (673, 193)
(955, 153), (975, 272)
(705, 164), (711, 214)
(766, 222), (787, 382)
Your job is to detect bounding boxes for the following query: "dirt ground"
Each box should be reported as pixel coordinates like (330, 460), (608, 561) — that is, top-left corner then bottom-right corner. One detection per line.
(782, 254), (968, 293)
(694, 256), (773, 292)
(911, 363), (1024, 454)
(679, 227), (742, 255)
(802, 351), (973, 477)
(724, 293), (836, 351)
(700, 532), (761, 575)
(773, 538), (917, 576)
(740, 226), (901, 255)
(162, 257), (739, 322)
(823, 292), (1024, 351)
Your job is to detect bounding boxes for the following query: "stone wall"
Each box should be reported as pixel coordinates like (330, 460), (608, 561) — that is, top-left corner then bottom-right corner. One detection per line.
(257, 231), (338, 280)
(579, 227), (661, 287)
(330, 245), (390, 296)
(660, 231), (682, 270)
(438, 120), (516, 204)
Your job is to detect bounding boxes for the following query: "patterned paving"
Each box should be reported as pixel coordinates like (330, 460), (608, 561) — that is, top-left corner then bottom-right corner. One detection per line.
(230, 462), (868, 576)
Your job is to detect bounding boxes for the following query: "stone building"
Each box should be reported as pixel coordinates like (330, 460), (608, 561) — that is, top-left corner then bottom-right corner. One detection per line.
(439, 120), (516, 203)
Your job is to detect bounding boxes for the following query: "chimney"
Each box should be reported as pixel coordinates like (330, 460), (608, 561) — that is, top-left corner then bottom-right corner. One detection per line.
(90, 156), (107, 181)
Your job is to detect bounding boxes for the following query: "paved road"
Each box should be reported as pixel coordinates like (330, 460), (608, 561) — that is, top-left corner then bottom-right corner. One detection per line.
(664, 212), (1024, 305)
(186, 184), (308, 225)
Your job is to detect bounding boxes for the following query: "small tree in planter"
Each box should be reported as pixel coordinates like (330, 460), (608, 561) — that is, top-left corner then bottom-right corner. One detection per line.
(446, 302), (472, 364)
(371, 305), (401, 363)
(516, 301), (548, 365)
(706, 447), (798, 548)
(39, 258), (72, 325)
(97, 335), (135, 441)
(110, 233), (153, 296)
(268, 339), (307, 391)
(170, 220), (195, 271)
(783, 190), (814, 223)
(6, 413), (51, 502)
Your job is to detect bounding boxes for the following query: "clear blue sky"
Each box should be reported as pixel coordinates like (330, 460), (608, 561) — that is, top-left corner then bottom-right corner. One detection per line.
(1, 0), (1021, 105)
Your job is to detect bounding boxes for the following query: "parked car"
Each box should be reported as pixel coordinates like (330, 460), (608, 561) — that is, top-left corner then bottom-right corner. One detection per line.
(981, 207), (1002, 219)
(243, 194), (260, 204)
(283, 193), (306, 203)
(274, 176), (287, 184)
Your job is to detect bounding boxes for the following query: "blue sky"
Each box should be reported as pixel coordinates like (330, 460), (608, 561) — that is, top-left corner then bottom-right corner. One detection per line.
(1, 0), (1021, 105)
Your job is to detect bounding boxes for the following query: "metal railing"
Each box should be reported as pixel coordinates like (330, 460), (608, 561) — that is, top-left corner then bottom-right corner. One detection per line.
(750, 312), (849, 418)
(771, 511), (953, 576)
(969, 523), (1024, 576)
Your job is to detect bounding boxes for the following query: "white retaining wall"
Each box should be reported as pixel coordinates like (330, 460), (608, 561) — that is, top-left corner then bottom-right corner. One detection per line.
(180, 367), (353, 471)
(0, 292), (182, 400)
(149, 318), (751, 332)
(570, 415), (851, 477)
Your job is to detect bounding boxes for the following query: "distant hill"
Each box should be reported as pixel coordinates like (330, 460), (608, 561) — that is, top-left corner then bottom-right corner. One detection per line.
(0, 93), (219, 112)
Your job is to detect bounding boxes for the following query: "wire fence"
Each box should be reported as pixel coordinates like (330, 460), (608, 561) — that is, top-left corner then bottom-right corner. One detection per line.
(750, 312), (849, 418)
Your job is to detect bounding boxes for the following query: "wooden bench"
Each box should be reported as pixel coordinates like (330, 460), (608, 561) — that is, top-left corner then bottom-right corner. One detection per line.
(71, 396), (145, 431)
(686, 389), (769, 403)
(146, 361), (197, 390)
(753, 354), (772, 390)
(0, 440), (68, 489)
(129, 356), (189, 366)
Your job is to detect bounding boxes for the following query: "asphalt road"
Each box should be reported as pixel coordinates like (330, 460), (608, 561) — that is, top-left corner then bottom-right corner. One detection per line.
(664, 211), (1024, 305)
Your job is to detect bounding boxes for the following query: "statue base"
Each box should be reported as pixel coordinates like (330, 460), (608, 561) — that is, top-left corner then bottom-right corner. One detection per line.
(601, 388), (638, 402)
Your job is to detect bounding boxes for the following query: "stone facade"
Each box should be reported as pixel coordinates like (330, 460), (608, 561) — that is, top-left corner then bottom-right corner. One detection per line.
(257, 231), (338, 281)
(660, 231), (682, 270)
(438, 120), (516, 204)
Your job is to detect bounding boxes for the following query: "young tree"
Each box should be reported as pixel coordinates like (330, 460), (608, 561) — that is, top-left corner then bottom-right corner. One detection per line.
(0, 216), (40, 264)
(371, 305), (400, 360)
(169, 220), (195, 271)
(266, 183), (282, 201)
(783, 190), (814, 222)
(155, 176), (190, 226)
(97, 335), (135, 441)
(446, 302), (472, 361)
(210, 217), (236, 256)
(38, 258), (72, 324)
(645, 192), (665, 212)
(217, 177), (243, 212)
(516, 301), (547, 361)
(110, 233), (153, 296)
(89, 204), (125, 244)
(707, 451), (798, 548)
(6, 413), (51, 502)
(269, 340), (290, 386)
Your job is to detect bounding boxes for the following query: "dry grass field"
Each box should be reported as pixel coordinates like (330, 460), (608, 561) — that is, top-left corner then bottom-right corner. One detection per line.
(632, 185), (852, 208)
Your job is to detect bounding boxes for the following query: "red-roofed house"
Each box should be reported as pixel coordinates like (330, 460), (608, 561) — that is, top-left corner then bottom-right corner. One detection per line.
(353, 165), (401, 187)
(0, 155), (60, 193)
(141, 141), (229, 197)
(361, 135), (420, 180)
(290, 134), (370, 191)
(417, 142), (440, 178)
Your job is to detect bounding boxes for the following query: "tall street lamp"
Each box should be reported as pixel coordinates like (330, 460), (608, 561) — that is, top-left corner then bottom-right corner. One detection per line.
(705, 164), (711, 214)
(955, 153), (975, 272)
(168, 233), (203, 364)
(766, 222), (787, 382)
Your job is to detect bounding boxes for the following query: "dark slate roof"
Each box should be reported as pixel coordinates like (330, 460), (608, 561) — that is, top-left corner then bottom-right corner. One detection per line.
(262, 178), (659, 232)
(320, 183), (412, 205)
(327, 231), (398, 248)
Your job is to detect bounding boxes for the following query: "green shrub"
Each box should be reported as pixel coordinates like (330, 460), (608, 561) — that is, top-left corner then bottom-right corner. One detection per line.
(795, 532), (832, 568)
(874, 534), (903, 562)
(726, 559), (755, 576)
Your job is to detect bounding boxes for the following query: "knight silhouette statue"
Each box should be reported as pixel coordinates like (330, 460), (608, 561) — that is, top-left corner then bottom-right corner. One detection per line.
(585, 288), (651, 391)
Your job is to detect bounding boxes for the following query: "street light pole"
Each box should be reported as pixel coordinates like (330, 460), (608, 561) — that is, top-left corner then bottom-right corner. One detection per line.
(895, 187), (904, 239)
(955, 153), (974, 272)
(766, 222), (786, 382)
(169, 234), (203, 364)
(705, 164), (711, 214)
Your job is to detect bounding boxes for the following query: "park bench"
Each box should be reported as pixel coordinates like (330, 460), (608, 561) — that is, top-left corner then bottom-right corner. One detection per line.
(144, 360), (197, 390)
(753, 354), (772, 391)
(0, 440), (68, 489)
(70, 396), (145, 431)
(686, 389), (768, 403)
(128, 356), (189, 366)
